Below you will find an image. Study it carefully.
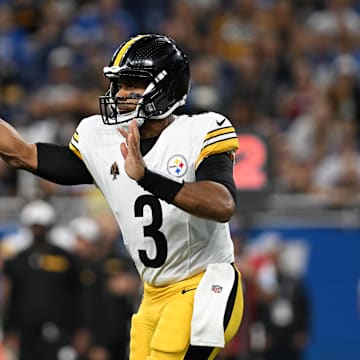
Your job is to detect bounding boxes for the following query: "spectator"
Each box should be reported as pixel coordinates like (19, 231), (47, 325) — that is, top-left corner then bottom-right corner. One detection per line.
(312, 122), (360, 207)
(1, 200), (81, 360)
(255, 238), (311, 360)
(70, 216), (140, 360)
(27, 46), (87, 142)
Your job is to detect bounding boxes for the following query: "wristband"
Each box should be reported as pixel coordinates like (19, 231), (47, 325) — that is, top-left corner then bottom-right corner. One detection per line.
(137, 168), (184, 204)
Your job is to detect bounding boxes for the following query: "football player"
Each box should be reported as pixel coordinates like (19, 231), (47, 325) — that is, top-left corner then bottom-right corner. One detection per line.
(0, 34), (243, 359)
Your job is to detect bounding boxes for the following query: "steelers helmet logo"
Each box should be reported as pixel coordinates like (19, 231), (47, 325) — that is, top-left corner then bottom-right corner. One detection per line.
(167, 155), (187, 177)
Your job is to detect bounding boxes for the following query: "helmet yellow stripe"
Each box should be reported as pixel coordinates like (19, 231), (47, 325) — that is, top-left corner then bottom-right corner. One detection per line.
(113, 34), (148, 66)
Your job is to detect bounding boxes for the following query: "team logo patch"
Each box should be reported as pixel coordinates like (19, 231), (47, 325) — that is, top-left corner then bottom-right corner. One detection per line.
(211, 284), (223, 293)
(110, 161), (120, 180)
(167, 155), (187, 177)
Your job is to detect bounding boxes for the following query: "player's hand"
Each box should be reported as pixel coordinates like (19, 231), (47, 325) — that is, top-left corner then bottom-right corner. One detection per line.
(118, 119), (145, 181)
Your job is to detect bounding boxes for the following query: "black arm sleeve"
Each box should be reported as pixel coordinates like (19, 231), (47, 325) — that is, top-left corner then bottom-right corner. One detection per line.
(195, 153), (237, 203)
(34, 143), (93, 185)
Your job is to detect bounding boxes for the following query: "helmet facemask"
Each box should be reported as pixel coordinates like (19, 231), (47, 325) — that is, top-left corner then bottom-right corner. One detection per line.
(99, 71), (151, 127)
(99, 70), (187, 127)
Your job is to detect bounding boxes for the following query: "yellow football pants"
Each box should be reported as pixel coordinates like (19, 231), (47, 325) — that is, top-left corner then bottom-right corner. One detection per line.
(129, 265), (244, 360)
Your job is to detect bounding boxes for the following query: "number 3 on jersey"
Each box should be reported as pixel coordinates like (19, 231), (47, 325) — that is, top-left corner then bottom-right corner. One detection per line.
(134, 195), (168, 268)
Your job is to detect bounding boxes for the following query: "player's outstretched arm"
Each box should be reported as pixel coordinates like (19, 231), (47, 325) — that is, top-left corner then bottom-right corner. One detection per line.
(0, 119), (37, 171)
(0, 119), (93, 185)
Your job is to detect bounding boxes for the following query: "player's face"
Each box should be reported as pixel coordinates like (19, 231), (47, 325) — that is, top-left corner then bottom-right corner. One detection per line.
(112, 76), (149, 113)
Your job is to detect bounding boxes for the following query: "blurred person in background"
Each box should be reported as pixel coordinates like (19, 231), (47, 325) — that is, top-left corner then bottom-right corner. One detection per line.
(158, 0), (204, 57)
(327, 54), (360, 137)
(278, 93), (337, 194)
(27, 46), (91, 143)
(0, 158), (17, 196)
(312, 120), (360, 207)
(70, 216), (139, 360)
(0, 3), (33, 90)
(1, 200), (81, 360)
(251, 233), (311, 360)
(305, 0), (360, 53)
(186, 54), (226, 114)
(64, 0), (139, 52)
(209, 0), (266, 64)
(277, 57), (318, 129)
(217, 226), (255, 360)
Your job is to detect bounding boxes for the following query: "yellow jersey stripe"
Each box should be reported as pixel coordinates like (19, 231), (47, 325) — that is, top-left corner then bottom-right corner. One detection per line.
(195, 137), (239, 168)
(203, 133), (238, 149)
(69, 142), (83, 160)
(204, 126), (235, 140)
(113, 34), (148, 66)
(73, 131), (79, 142)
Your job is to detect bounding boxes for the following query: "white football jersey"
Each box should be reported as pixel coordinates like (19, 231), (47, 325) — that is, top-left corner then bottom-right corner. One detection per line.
(69, 112), (239, 286)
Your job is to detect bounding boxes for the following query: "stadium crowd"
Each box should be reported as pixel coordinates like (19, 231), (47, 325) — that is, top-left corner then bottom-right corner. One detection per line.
(1, 0), (359, 358)
(0, 0), (360, 207)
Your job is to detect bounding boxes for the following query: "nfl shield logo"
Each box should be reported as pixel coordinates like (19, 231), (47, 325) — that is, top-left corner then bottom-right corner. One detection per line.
(211, 284), (223, 293)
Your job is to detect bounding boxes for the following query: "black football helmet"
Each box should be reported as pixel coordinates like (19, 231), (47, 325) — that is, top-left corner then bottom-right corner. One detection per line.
(99, 34), (190, 126)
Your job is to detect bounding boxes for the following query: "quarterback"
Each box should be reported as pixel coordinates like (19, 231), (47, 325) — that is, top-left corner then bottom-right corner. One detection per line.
(0, 34), (244, 359)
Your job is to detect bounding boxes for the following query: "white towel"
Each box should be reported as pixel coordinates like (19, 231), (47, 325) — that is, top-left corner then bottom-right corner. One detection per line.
(190, 263), (235, 347)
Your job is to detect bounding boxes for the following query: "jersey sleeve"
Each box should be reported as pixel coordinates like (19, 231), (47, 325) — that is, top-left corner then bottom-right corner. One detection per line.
(69, 129), (82, 160)
(68, 115), (96, 160)
(67, 115), (107, 189)
(195, 113), (239, 169)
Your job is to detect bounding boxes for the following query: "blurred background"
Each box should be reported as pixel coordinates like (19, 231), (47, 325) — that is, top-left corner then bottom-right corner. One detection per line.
(0, 0), (359, 359)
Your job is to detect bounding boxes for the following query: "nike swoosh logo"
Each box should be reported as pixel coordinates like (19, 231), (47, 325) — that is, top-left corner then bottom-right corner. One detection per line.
(216, 118), (226, 126)
(181, 288), (197, 294)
